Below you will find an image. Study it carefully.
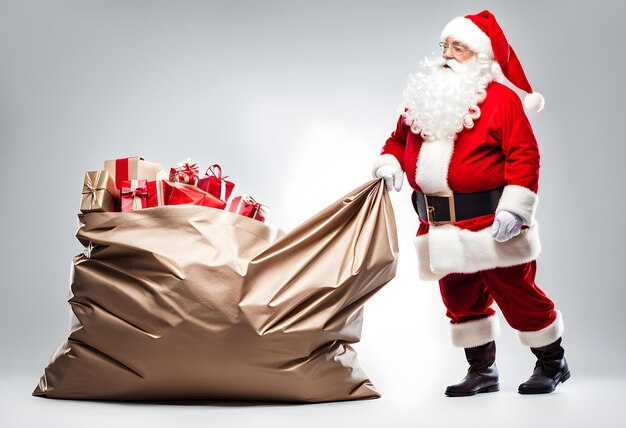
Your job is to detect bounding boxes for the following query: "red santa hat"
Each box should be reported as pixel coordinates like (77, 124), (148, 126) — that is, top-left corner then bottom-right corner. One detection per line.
(441, 10), (545, 112)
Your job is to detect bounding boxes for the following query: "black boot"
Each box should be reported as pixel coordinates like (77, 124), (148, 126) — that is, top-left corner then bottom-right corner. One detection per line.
(445, 341), (500, 397)
(518, 337), (570, 394)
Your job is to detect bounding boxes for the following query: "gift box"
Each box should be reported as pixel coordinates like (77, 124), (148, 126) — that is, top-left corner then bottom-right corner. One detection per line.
(80, 170), (118, 213)
(120, 180), (149, 211)
(197, 164), (235, 203)
(104, 157), (163, 189)
(169, 160), (200, 185)
(228, 194), (268, 222)
(168, 182), (226, 209)
(146, 179), (174, 208)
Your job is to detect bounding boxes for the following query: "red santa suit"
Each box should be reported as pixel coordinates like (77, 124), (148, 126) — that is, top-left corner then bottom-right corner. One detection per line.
(374, 80), (564, 349)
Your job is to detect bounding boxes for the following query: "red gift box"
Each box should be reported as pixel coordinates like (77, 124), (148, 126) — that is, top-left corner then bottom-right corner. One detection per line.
(120, 180), (149, 211)
(169, 160), (200, 185)
(197, 164), (235, 203)
(228, 194), (268, 222)
(146, 180), (174, 208)
(167, 182), (226, 209)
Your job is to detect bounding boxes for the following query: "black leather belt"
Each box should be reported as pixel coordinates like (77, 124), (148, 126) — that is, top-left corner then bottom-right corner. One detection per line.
(411, 187), (504, 225)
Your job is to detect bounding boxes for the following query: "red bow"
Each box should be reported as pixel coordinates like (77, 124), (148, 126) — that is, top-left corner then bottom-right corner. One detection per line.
(206, 164), (230, 181)
(121, 181), (148, 211)
(170, 161), (200, 184)
(121, 182), (148, 197)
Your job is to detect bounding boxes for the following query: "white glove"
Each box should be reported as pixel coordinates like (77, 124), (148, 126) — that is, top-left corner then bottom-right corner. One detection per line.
(375, 165), (404, 192)
(491, 210), (523, 242)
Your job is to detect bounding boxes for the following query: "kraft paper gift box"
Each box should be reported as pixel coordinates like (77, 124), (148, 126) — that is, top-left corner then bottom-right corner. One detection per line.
(104, 157), (163, 189)
(80, 170), (118, 213)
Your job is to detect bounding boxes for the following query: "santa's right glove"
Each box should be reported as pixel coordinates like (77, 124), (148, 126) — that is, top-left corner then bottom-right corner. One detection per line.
(375, 165), (404, 192)
(491, 210), (523, 242)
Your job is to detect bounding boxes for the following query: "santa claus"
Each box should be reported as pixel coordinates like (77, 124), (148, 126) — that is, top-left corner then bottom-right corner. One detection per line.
(373, 10), (570, 396)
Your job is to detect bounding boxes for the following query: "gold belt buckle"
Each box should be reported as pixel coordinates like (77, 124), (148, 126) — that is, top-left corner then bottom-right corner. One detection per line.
(424, 192), (456, 225)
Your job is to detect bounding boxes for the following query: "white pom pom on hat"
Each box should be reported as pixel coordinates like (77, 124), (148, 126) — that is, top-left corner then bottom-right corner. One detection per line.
(441, 10), (545, 113)
(524, 92), (545, 113)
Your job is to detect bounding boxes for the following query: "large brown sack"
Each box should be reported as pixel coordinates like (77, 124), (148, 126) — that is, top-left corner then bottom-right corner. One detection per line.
(33, 179), (398, 402)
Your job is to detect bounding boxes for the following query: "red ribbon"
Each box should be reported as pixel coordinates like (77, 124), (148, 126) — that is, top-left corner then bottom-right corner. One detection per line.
(115, 157), (145, 184)
(121, 182), (148, 197)
(206, 164), (229, 180)
(115, 158), (129, 183)
(207, 164), (221, 178)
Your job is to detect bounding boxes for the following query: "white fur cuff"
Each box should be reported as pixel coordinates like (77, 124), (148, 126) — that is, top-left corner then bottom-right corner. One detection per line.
(496, 185), (539, 227)
(516, 310), (564, 348)
(428, 223), (541, 275)
(413, 224), (541, 279)
(371, 154), (402, 178)
(450, 314), (501, 348)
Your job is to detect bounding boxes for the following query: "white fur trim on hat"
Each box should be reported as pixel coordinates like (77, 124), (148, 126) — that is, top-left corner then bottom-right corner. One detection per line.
(516, 310), (564, 348)
(414, 222), (541, 279)
(524, 92), (545, 112)
(450, 313), (501, 348)
(371, 154), (402, 178)
(441, 17), (493, 59)
(496, 184), (539, 227)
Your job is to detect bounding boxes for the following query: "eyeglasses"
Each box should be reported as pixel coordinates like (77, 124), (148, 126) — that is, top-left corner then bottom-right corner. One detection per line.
(439, 42), (472, 56)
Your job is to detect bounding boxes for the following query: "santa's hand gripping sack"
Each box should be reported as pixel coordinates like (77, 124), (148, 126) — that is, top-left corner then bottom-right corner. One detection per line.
(374, 10), (569, 396)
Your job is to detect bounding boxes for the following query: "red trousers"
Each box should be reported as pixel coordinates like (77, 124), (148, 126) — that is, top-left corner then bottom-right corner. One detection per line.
(439, 261), (559, 347)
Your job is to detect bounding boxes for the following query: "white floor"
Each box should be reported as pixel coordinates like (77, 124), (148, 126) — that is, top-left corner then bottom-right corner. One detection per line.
(5, 234), (624, 427)
(6, 238), (626, 428)
(2, 371), (625, 428)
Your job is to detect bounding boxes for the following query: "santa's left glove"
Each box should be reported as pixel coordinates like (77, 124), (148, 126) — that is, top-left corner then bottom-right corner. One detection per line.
(491, 210), (523, 242)
(375, 165), (404, 192)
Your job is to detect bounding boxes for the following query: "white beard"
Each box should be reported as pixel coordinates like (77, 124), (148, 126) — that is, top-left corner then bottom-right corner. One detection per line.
(401, 54), (498, 141)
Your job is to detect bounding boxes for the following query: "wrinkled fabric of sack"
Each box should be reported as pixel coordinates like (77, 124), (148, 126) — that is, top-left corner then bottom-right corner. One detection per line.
(33, 179), (398, 402)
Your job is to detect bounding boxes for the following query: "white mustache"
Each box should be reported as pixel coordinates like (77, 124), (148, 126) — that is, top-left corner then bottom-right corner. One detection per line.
(444, 57), (476, 73)
(420, 54), (481, 75)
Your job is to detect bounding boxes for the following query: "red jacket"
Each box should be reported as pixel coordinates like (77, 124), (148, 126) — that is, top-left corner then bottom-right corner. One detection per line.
(379, 81), (540, 234)
(373, 81), (543, 278)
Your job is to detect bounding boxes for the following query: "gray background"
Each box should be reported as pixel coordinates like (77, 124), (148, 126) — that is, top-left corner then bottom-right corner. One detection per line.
(1, 0), (625, 427)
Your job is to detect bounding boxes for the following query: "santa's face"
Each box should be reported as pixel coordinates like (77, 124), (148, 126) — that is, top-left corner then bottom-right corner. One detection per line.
(441, 37), (475, 63)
